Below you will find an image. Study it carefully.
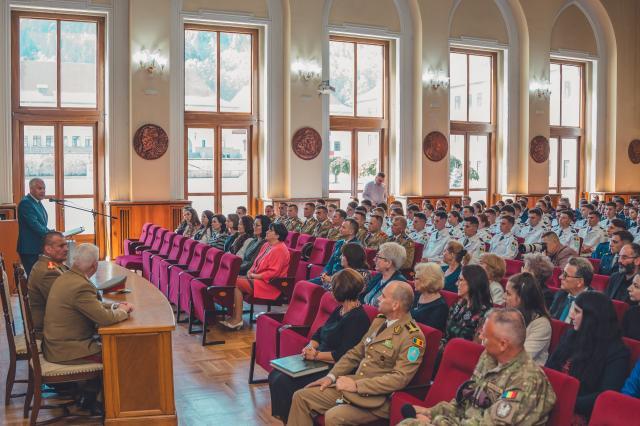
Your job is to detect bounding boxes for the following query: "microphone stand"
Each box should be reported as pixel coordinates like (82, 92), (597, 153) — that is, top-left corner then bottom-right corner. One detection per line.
(51, 199), (117, 241)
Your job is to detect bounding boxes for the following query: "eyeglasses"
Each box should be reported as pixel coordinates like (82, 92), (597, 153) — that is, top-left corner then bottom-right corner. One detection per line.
(619, 255), (639, 261)
(560, 271), (581, 280)
(374, 254), (388, 261)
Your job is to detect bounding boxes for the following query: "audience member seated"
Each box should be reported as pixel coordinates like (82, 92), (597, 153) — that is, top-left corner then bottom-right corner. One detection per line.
(489, 216), (519, 259)
(299, 202), (318, 235)
(411, 262), (449, 332)
(402, 309), (556, 425)
(27, 231), (69, 333)
(517, 207), (547, 244)
(175, 206), (200, 238)
(441, 240), (470, 293)
(326, 208), (347, 241)
(287, 281), (425, 425)
(478, 253), (506, 305)
(622, 272), (640, 340)
(522, 253), (556, 308)
(239, 215), (271, 275)
(422, 211), (451, 263)
(578, 210), (607, 255)
(230, 215), (254, 256)
(361, 214), (388, 250)
(208, 214), (228, 251)
(460, 216), (483, 260)
(268, 269), (371, 423)
(622, 359), (640, 398)
(540, 231), (578, 270)
(309, 218), (360, 286)
(273, 202), (288, 225)
(236, 206), (247, 217)
(193, 210), (215, 244)
(407, 212), (430, 246)
(606, 243), (640, 301)
(441, 264), (492, 346)
(600, 230), (635, 276)
(504, 272), (552, 365)
(591, 218), (627, 262)
(388, 216), (415, 270)
(550, 257), (594, 323)
(284, 204), (303, 232)
(223, 223), (290, 330)
(360, 242), (407, 307)
(554, 210), (578, 247)
(334, 243), (372, 291)
(223, 213), (240, 251)
(546, 291), (630, 420)
(312, 205), (332, 238)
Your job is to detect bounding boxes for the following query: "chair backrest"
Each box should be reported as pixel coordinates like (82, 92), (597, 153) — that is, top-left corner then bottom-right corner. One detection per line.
(178, 238), (198, 265)
(282, 281), (326, 326)
(157, 231), (176, 256)
(295, 234), (316, 251)
(409, 323), (443, 386)
(212, 253), (241, 285)
(308, 238), (335, 265)
(187, 243), (211, 271)
(548, 267), (562, 288)
(306, 291), (341, 338)
(150, 228), (168, 251)
(588, 390), (640, 426)
(143, 224), (160, 246)
(591, 274), (609, 292)
(505, 259), (524, 277)
(138, 222), (152, 242)
(364, 248), (377, 269)
(612, 299), (629, 325)
(14, 265), (39, 373)
(285, 232), (299, 249)
(543, 367), (580, 426)
(363, 304), (379, 321)
(167, 234), (186, 261)
(623, 337), (640, 372)
(412, 243), (424, 269)
(287, 249), (302, 278)
(587, 257), (601, 274)
(440, 290), (459, 308)
(550, 319), (571, 353)
(423, 338), (484, 407)
(0, 256), (18, 354)
(198, 247), (223, 279)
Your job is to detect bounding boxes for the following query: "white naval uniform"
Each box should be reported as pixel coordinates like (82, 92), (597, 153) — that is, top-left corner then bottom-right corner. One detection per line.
(518, 223), (547, 245)
(422, 228), (451, 262)
(460, 234), (484, 262)
(555, 226), (577, 247)
(489, 231), (519, 259)
(579, 225), (608, 250)
(407, 228), (430, 246)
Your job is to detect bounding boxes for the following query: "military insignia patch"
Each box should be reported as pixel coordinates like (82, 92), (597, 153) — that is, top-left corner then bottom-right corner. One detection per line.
(496, 401), (512, 418)
(501, 390), (519, 400)
(393, 325), (402, 334)
(47, 262), (55, 269)
(404, 322), (420, 333)
(383, 339), (393, 349)
(376, 313), (386, 319)
(412, 337), (424, 348)
(407, 346), (420, 362)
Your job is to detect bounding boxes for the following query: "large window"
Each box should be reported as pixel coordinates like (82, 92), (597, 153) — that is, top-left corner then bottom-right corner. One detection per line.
(549, 61), (584, 205)
(184, 26), (257, 214)
(12, 11), (104, 246)
(449, 50), (495, 202)
(329, 37), (388, 206)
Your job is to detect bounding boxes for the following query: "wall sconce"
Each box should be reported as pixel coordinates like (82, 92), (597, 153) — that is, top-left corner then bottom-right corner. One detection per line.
(133, 48), (167, 76)
(423, 69), (450, 90)
(291, 60), (321, 81)
(530, 81), (552, 99)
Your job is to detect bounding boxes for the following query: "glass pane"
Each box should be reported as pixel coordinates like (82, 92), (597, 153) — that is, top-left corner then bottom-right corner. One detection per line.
(329, 131), (352, 192)
(23, 125), (56, 229)
(63, 126), (94, 196)
(356, 44), (383, 117)
(219, 32), (251, 113)
(549, 137), (558, 188)
(221, 194), (248, 215)
(561, 189), (577, 207)
(20, 18), (57, 107)
(329, 192), (352, 210)
(188, 195), (215, 216)
(187, 128), (215, 193)
(468, 55), (491, 122)
(561, 65), (581, 127)
(449, 134), (465, 190)
(469, 190), (487, 204)
(468, 135), (488, 189)
(221, 128), (248, 192)
(330, 41), (355, 116)
(449, 52), (467, 121)
(560, 138), (577, 187)
(356, 131), (380, 192)
(550, 63), (561, 126)
(64, 197), (94, 234)
(60, 21), (97, 108)
(184, 30), (217, 112)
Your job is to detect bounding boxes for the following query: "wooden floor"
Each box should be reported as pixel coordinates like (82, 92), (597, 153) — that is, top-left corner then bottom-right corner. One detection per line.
(0, 301), (283, 425)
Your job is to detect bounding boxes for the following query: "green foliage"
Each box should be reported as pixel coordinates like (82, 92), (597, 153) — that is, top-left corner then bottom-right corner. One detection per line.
(329, 157), (350, 183)
(449, 155), (480, 188)
(359, 159), (377, 178)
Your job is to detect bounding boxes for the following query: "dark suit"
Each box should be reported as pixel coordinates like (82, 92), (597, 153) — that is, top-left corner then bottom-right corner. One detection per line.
(549, 288), (592, 322)
(17, 194), (50, 275)
(605, 271), (632, 302)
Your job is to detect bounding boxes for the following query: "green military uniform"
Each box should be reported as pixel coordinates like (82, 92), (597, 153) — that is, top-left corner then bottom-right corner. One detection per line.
(299, 217), (319, 235)
(326, 226), (342, 241)
(356, 226), (367, 242)
(273, 215), (287, 225)
(399, 350), (556, 426)
(288, 313), (426, 425)
(285, 216), (303, 232)
(42, 268), (129, 364)
(313, 219), (333, 238)
(362, 231), (389, 250)
(390, 233), (415, 270)
(266, 213), (277, 223)
(27, 254), (69, 332)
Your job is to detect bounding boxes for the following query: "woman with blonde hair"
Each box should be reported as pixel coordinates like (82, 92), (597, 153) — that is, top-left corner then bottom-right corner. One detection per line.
(441, 240), (471, 293)
(412, 262), (449, 331)
(478, 253), (506, 305)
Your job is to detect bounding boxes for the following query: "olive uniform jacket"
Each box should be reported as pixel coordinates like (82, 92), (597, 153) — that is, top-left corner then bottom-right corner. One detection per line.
(327, 313), (425, 418)
(389, 233), (415, 270)
(43, 268), (128, 363)
(362, 231), (389, 250)
(298, 217), (318, 235)
(313, 219), (333, 238)
(27, 255), (69, 332)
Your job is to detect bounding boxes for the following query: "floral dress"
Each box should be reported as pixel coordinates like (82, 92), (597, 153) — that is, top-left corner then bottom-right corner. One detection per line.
(442, 298), (490, 346)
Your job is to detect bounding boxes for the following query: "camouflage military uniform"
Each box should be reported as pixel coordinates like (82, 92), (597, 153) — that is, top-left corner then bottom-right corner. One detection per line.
(284, 216), (303, 232)
(362, 231), (389, 250)
(356, 225), (368, 242)
(326, 226), (342, 241)
(28, 255), (70, 332)
(313, 219), (333, 238)
(299, 217), (318, 235)
(399, 350), (556, 426)
(389, 233), (415, 270)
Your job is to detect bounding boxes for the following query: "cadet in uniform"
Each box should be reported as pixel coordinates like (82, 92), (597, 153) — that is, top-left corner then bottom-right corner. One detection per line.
(284, 204), (303, 232)
(326, 209), (347, 241)
(489, 216), (519, 259)
(388, 216), (415, 270)
(460, 217), (484, 262)
(362, 214), (389, 250)
(299, 202), (319, 235)
(407, 213), (430, 247)
(353, 210), (369, 241)
(422, 211), (451, 262)
(399, 309), (556, 425)
(288, 281), (425, 426)
(553, 210), (578, 247)
(312, 205), (333, 238)
(517, 208), (547, 245)
(579, 211), (607, 255)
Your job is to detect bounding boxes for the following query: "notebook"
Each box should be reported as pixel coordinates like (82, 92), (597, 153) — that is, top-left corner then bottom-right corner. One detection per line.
(270, 354), (330, 378)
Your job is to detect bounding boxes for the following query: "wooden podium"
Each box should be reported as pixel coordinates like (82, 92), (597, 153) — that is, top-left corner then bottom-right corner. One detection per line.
(97, 262), (177, 425)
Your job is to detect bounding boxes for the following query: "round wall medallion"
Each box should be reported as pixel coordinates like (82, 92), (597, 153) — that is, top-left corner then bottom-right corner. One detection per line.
(133, 124), (169, 160)
(422, 131), (448, 162)
(529, 135), (550, 163)
(629, 139), (640, 164)
(292, 127), (322, 160)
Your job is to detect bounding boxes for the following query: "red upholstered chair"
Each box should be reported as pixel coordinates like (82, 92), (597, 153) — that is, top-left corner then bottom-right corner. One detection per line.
(404, 324), (443, 399)
(116, 227), (167, 271)
(167, 242), (210, 303)
(245, 249), (303, 323)
(303, 238), (336, 281)
(150, 234), (185, 286)
(249, 280), (326, 383)
(505, 259), (524, 277)
(591, 274), (610, 292)
(285, 231), (299, 248)
(174, 247), (223, 322)
(401, 242), (424, 279)
(441, 290), (459, 308)
(623, 337), (640, 371)
(365, 248), (377, 269)
(363, 304), (379, 321)
(123, 222), (153, 255)
(142, 231), (176, 280)
(389, 339), (484, 425)
(612, 299), (630, 325)
(589, 391), (640, 426)
(548, 267), (563, 288)
(550, 319), (571, 353)
(544, 367), (580, 426)
(294, 234), (316, 251)
(156, 238), (197, 294)
(588, 258), (601, 274)
(188, 252), (241, 345)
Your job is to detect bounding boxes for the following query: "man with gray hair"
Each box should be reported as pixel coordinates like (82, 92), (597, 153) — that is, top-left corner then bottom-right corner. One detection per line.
(400, 308), (556, 425)
(17, 177), (52, 275)
(43, 243), (134, 365)
(288, 281), (425, 425)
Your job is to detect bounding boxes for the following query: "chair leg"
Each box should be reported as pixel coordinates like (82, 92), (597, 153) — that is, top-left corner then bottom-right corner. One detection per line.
(29, 376), (42, 426)
(248, 342), (267, 384)
(188, 300), (195, 334)
(249, 303), (254, 324)
(23, 368), (33, 419)
(201, 310), (224, 346)
(5, 354), (16, 405)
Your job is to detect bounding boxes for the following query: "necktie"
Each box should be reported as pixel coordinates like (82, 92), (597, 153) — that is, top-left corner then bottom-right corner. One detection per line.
(499, 235), (504, 241)
(559, 295), (575, 322)
(559, 230), (564, 237)
(463, 237), (469, 246)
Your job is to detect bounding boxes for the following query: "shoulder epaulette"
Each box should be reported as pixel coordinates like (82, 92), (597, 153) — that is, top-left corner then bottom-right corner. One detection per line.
(375, 313), (386, 319)
(404, 321), (420, 333)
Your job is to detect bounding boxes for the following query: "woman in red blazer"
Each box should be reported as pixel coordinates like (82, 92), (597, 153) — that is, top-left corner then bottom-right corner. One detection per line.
(221, 223), (290, 329)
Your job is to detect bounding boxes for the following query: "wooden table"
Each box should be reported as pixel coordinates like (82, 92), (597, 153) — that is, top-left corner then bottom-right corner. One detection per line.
(96, 262), (177, 425)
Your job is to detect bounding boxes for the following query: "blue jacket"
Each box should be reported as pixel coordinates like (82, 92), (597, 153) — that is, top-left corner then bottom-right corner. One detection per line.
(442, 264), (462, 293)
(322, 238), (360, 276)
(592, 241), (610, 259)
(17, 195), (50, 254)
(622, 359), (640, 397)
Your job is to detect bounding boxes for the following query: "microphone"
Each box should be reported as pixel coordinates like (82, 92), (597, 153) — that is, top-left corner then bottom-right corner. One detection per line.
(49, 197), (65, 203)
(401, 403), (417, 419)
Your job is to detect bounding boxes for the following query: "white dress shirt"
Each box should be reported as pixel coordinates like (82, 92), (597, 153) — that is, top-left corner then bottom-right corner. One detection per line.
(489, 231), (519, 259)
(422, 228), (451, 262)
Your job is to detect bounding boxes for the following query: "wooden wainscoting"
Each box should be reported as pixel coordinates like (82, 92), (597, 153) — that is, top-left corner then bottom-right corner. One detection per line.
(497, 193), (562, 208)
(105, 200), (191, 259)
(0, 203), (17, 220)
(584, 192), (640, 203)
(0, 220), (19, 293)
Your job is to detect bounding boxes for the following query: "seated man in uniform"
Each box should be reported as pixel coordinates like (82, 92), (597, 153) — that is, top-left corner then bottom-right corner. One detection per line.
(326, 209), (347, 241)
(422, 211), (451, 263)
(407, 213), (430, 247)
(312, 205), (333, 238)
(579, 210), (607, 255)
(284, 204), (303, 232)
(516, 208), (547, 244)
(388, 216), (415, 270)
(299, 202), (319, 235)
(362, 214), (388, 250)
(288, 281), (425, 426)
(489, 216), (519, 260)
(400, 308), (556, 425)
(310, 219), (361, 287)
(28, 231), (70, 333)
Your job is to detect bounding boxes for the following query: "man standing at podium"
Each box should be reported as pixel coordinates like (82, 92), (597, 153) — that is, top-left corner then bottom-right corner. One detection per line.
(17, 178), (52, 275)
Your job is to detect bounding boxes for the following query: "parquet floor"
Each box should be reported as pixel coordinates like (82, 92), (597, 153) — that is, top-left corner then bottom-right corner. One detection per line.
(0, 299), (284, 426)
